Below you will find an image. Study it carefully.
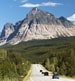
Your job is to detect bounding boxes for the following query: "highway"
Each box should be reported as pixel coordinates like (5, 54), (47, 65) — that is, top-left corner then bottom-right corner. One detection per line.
(27, 64), (75, 81)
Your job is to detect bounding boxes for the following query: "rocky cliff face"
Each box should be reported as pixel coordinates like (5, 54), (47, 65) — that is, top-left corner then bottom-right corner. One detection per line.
(0, 8), (75, 45)
(0, 23), (14, 45)
(59, 16), (74, 27)
(0, 23), (14, 39)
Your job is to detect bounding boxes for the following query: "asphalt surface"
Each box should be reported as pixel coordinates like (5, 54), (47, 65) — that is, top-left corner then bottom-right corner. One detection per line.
(28, 64), (75, 81)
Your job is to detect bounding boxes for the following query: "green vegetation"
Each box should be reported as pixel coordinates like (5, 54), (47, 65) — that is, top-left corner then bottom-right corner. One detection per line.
(0, 49), (31, 81)
(0, 36), (75, 79)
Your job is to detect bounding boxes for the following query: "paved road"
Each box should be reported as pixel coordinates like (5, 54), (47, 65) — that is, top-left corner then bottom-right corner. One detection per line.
(27, 64), (75, 81)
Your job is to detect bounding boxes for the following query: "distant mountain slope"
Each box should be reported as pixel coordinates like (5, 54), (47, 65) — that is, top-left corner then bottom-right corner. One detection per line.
(0, 7), (75, 46)
(59, 16), (74, 27)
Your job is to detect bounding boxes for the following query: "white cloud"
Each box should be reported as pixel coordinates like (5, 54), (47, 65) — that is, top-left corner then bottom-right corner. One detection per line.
(21, 0), (28, 3)
(20, 3), (40, 7)
(67, 14), (75, 21)
(20, 2), (63, 8)
(42, 2), (63, 7)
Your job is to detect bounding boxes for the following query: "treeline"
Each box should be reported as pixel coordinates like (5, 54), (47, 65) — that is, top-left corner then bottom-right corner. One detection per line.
(43, 48), (75, 77)
(0, 49), (31, 81)
(1, 37), (75, 77)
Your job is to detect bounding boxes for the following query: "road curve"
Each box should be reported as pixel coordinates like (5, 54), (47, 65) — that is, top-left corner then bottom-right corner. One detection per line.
(26, 64), (75, 81)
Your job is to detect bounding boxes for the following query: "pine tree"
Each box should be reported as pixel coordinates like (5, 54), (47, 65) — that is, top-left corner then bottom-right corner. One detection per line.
(60, 62), (67, 75)
(44, 58), (50, 70)
(51, 57), (58, 66)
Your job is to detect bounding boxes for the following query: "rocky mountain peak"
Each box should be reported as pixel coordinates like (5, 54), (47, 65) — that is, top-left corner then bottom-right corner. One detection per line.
(25, 8), (62, 25)
(31, 7), (39, 12)
(4, 23), (14, 30)
(27, 7), (41, 17)
(0, 23), (14, 39)
(59, 16), (74, 27)
(0, 8), (75, 46)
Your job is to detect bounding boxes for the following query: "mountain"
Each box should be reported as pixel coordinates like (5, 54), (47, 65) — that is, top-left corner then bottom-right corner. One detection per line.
(0, 7), (75, 46)
(0, 23), (14, 39)
(0, 23), (15, 45)
(59, 16), (74, 27)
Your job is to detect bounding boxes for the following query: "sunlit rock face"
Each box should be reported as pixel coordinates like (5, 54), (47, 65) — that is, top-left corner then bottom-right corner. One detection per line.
(0, 8), (75, 45)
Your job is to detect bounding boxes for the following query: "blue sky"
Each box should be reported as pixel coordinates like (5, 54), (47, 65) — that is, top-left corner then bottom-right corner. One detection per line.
(0, 0), (75, 32)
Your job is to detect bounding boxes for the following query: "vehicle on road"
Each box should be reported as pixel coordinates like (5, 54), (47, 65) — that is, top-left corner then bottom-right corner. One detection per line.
(40, 70), (42, 72)
(44, 72), (49, 76)
(52, 72), (59, 79)
(40, 70), (49, 76)
(42, 71), (44, 74)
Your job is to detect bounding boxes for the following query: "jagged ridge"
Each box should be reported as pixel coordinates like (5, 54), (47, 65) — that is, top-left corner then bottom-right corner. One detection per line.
(0, 8), (75, 45)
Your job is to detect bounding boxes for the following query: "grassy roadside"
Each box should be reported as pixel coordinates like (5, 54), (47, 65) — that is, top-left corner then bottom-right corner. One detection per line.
(61, 75), (75, 80)
(22, 65), (32, 81)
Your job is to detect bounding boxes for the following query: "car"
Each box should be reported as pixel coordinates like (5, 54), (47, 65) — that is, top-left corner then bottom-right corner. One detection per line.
(52, 72), (59, 79)
(44, 72), (49, 76)
(40, 70), (42, 72)
(42, 71), (44, 74)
